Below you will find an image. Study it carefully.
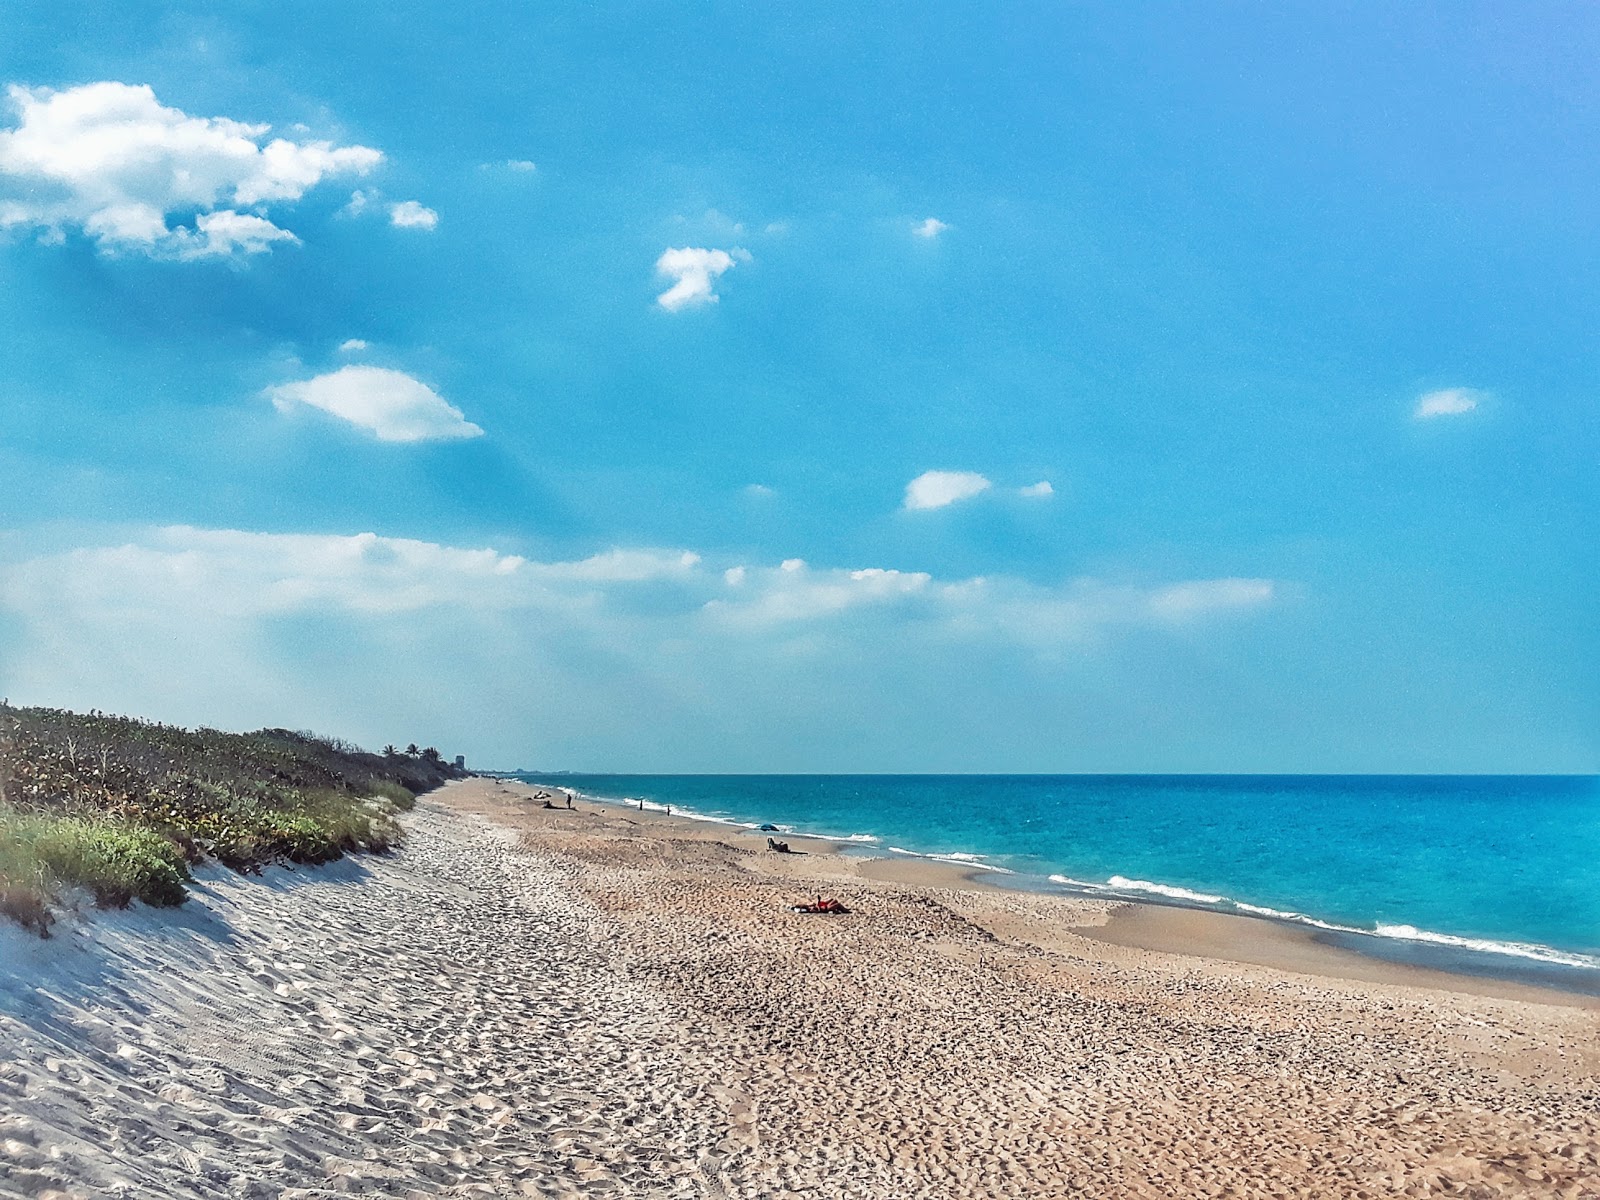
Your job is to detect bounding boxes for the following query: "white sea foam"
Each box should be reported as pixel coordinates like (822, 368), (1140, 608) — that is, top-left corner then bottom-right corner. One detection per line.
(887, 846), (1015, 874)
(930, 853), (1015, 874)
(1048, 873), (1106, 891)
(1370, 924), (1600, 970)
(1112, 885), (1600, 970)
(1230, 902), (1351, 933)
(1106, 876), (1226, 905)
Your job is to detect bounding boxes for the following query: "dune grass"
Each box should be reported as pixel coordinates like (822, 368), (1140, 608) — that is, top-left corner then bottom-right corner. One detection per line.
(0, 703), (459, 936)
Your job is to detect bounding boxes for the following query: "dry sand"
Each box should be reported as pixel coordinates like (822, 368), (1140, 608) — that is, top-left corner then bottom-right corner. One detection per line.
(1, 776), (1596, 1198)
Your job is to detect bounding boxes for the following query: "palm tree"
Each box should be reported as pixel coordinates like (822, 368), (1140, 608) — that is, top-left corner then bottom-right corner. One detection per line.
(383, 744), (398, 757)
(405, 743), (420, 757)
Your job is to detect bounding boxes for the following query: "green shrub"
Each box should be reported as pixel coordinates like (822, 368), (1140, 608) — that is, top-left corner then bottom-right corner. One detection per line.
(0, 702), (457, 933)
(33, 818), (190, 908)
(369, 779), (416, 811)
(0, 808), (189, 911)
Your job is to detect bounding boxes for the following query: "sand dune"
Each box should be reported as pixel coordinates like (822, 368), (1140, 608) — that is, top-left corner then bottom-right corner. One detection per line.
(2, 778), (1596, 1198)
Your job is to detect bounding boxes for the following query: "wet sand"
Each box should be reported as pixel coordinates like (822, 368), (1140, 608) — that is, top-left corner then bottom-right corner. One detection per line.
(1, 776), (1596, 1198)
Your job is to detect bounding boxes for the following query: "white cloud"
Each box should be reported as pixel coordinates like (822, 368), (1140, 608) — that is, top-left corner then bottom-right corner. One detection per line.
(525, 548), (701, 585)
(388, 200), (438, 230)
(171, 209), (299, 258)
(1019, 481), (1054, 499)
(904, 470), (992, 511)
(655, 246), (739, 311)
(744, 483), (775, 498)
(914, 217), (949, 239)
(0, 527), (1283, 767)
(505, 159), (536, 172)
(705, 561), (933, 627)
(1415, 387), (1483, 419)
(265, 366), (483, 443)
(1146, 578), (1275, 621)
(338, 339), (368, 353)
(0, 81), (381, 258)
(341, 188), (373, 216)
(0, 527), (1276, 642)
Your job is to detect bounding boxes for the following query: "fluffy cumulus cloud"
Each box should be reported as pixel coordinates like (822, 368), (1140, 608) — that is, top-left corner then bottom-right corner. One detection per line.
(0, 81), (381, 258)
(0, 526), (1282, 767)
(388, 200), (438, 230)
(655, 246), (740, 311)
(1415, 387), (1484, 419)
(914, 217), (949, 239)
(265, 366), (484, 443)
(904, 470), (992, 511)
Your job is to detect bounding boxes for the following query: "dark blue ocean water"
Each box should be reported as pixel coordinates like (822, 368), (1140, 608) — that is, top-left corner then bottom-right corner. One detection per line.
(511, 774), (1600, 986)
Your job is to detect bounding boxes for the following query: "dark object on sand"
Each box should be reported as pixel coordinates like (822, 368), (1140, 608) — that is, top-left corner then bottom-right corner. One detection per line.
(542, 800), (558, 809)
(758, 823), (780, 832)
(766, 837), (793, 854)
(790, 897), (849, 914)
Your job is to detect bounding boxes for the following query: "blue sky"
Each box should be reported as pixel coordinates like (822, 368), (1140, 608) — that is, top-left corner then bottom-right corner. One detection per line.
(0, 2), (1594, 771)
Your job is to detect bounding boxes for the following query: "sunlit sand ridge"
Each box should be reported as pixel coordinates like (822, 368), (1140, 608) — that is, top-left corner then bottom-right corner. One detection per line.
(2, 777), (1596, 1198)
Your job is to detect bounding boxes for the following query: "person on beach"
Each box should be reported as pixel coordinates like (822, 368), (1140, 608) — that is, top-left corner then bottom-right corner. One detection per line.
(790, 896), (848, 914)
(565, 792), (574, 810)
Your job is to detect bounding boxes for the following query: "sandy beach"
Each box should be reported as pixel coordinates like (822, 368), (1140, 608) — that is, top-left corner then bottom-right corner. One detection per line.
(2, 777), (1597, 1199)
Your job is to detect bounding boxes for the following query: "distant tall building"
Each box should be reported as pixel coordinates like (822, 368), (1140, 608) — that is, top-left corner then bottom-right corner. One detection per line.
(454, 754), (465, 769)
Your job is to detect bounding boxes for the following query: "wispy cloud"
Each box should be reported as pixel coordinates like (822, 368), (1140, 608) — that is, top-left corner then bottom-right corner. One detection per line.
(914, 217), (949, 239)
(904, 470), (992, 511)
(0, 81), (380, 259)
(1415, 387), (1484, 419)
(388, 200), (438, 230)
(0, 526), (1282, 765)
(655, 246), (740, 311)
(338, 338), (369, 353)
(1019, 481), (1053, 499)
(265, 366), (483, 443)
(2, 526), (1277, 642)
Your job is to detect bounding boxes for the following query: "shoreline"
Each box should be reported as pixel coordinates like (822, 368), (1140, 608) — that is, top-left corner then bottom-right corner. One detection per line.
(5, 775), (1597, 1197)
(530, 777), (1600, 1009)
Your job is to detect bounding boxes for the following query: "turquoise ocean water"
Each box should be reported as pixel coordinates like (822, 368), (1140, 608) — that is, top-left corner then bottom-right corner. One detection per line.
(510, 774), (1600, 993)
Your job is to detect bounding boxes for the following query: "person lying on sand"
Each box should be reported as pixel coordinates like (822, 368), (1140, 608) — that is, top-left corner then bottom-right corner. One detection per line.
(790, 897), (849, 914)
(541, 799), (559, 809)
(766, 837), (792, 853)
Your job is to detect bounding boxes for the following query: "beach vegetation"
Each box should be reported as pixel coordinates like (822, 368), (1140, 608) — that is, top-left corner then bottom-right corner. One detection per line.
(0, 701), (464, 935)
